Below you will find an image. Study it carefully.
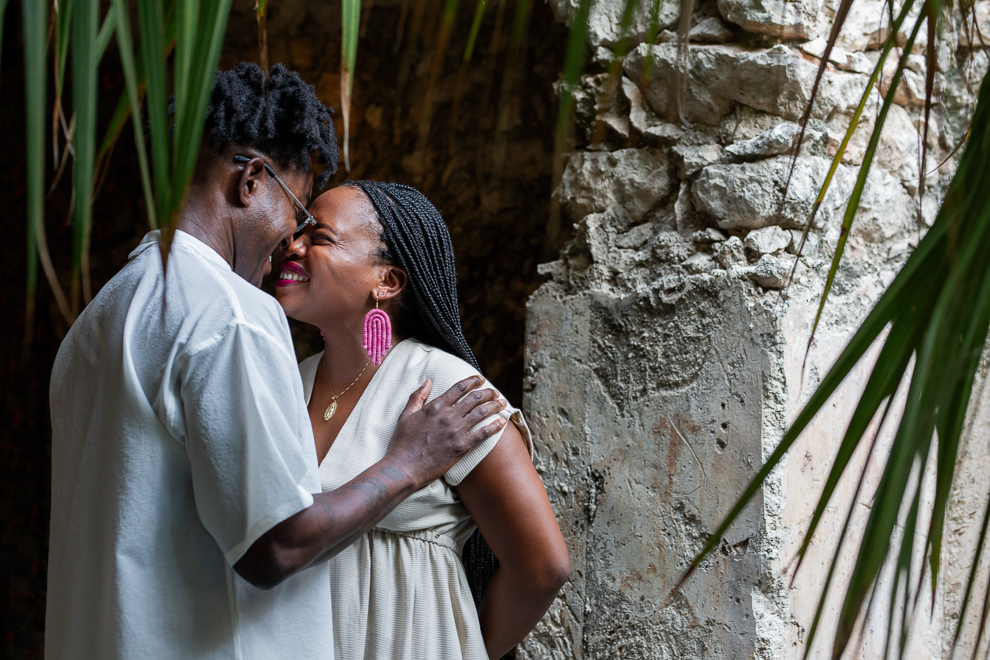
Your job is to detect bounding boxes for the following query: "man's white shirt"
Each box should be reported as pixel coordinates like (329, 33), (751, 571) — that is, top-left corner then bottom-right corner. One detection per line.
(46, 231), (333, 659)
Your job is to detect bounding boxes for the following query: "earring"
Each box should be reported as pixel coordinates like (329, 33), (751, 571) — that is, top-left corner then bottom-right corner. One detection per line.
(363, 297), (392, 365)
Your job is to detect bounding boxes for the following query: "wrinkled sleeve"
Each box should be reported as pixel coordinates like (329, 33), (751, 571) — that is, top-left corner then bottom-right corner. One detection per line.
(425, 354), (533, 487)
(181, 322), (317, 565)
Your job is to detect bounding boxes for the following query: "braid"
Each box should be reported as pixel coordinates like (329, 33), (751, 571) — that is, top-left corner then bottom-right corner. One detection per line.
(344, 181), (479, 370)
(343, 180), (496, 604)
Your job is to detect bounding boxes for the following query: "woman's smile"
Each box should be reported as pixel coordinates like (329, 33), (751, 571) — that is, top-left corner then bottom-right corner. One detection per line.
(277, 260), (310, 287)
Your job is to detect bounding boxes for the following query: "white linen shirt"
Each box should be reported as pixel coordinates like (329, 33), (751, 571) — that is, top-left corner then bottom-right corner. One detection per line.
(46, 231), (333, 660)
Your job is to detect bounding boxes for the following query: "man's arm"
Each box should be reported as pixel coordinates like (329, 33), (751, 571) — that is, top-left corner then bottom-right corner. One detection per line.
(234, 376), (506, 589)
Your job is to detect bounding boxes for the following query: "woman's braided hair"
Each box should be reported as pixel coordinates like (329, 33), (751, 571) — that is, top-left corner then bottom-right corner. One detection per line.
(344, 181), (479, 370)
(343, 180), (497, 604)
(202, 62), (338, 188)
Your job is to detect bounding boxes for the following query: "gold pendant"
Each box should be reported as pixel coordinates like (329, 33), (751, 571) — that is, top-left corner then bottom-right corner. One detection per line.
(324, 399), (338, 421)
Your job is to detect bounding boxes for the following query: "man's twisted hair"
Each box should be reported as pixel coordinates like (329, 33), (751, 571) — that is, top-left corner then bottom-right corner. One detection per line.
(203, 63), (338, 188)
(343, 180), (498, 603)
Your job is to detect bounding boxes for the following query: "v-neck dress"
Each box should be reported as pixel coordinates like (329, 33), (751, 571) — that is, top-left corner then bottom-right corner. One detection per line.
(300, 338), (532, 660)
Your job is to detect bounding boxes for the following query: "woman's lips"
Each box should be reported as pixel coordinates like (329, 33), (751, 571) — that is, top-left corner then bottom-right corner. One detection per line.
(276, 260), (310, 287)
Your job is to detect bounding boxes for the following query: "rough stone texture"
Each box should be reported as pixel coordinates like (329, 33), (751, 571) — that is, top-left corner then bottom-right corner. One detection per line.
(724, 122), (822, 160)
(548, 0), (680, 48)
(744, 226), (791, 255)
(524, 0), (986, 657)
(692, 156), (851, 230)
(555, 149), (675, 229)
(624, 43), (865, 125)
(718, 0), (821, 39)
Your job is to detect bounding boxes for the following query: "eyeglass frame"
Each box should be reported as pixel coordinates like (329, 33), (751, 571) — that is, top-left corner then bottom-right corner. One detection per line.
(233, 154), (316, 236)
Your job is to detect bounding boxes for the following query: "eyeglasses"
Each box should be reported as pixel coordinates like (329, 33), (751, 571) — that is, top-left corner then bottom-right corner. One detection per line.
(233, 155), (316, 235)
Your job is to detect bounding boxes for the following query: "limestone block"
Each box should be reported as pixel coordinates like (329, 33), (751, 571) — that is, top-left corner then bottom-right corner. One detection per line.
(689, 16), (735, 44)
(693, 227), (729, 244)
(747, 253), (794, 288)
(799, 38), (873, 74)
(717, 0), (821, 39)
(555, 149), (674, 228)
(716, 235), (747, 268)
(957, 1), (990, 48)
(622, 77), (684, 142)
(692, 156), (847, 230)
(725, 121), (823, 159)
(681, 252), (718, 273)
(745, 226), (791, 255)
(624, 43), (864, 126)
(880, 59), (930, 108)
(547, 0), (679, 48)
(786, 228), (820, 256)
(673, 143), (725, 176)
(824, 0), (890, 50)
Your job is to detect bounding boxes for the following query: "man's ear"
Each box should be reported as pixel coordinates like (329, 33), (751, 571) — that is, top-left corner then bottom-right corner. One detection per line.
(378, 266), (408, 302)
(236, 156), (268, 207)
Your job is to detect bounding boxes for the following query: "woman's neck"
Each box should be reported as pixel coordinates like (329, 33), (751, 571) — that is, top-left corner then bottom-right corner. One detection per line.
(319, 324), (376, 387)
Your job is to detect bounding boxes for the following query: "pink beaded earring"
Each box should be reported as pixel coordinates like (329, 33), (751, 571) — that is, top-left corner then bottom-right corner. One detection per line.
(363, 296), (392, 365)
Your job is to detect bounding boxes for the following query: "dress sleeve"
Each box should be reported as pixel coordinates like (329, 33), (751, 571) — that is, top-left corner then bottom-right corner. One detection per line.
(422, 350), (534, 486)
(180, 322), (318, 565)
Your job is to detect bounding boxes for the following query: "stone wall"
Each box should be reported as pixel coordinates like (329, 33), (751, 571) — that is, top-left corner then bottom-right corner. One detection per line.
(522, 0), (988, 657)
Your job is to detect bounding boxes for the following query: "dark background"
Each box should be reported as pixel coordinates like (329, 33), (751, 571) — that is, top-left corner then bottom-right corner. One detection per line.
(1, 1), (567, 656)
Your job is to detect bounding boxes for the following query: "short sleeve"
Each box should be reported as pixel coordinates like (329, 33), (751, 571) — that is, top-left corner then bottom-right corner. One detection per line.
(443, 404), (533, 486)
(417, 347), (533, 486)
(181, 322), (318, 565)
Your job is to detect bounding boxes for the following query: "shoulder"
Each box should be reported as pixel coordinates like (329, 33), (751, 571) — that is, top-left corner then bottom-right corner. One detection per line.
(399, 340), (482, 397)
(162, 239), (292, 359)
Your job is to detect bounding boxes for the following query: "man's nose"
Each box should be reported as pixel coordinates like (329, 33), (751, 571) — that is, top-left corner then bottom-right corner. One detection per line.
(285, 231), (310, 254)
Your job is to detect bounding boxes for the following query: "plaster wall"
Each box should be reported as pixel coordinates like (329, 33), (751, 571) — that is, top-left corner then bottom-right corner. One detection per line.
(521, 0), (989, 657)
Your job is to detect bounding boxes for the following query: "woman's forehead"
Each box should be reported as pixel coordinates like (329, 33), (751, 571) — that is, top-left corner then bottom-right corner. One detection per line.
(311, 187), (377, 235)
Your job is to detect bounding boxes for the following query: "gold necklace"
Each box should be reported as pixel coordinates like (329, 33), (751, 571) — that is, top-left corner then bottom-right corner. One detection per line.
(322, 354), (369, 421)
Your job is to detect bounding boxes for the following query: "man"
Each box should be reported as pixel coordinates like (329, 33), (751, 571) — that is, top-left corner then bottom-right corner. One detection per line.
(45, 63), (506, 659)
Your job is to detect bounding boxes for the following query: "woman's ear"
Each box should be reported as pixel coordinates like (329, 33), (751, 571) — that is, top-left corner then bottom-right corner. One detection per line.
(377, 266), (407, 302)
(236, 156), (268, 207)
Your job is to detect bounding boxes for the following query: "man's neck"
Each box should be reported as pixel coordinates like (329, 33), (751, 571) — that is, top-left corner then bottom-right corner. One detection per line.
(175, 186), (235, 270)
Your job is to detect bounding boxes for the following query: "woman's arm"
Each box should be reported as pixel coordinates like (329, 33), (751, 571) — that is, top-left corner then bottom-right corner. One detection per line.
(455, 422), (571, 659)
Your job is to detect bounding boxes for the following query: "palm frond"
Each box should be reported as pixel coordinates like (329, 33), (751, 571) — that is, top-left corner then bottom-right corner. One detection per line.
(70, 0), (100, 310)
(24, 0), (73, 348)
(340, 0), (360, 171)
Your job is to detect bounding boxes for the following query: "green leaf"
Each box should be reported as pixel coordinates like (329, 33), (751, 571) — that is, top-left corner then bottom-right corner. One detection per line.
(96, 4), (117, 61)
(72, 0), (100, 308)
(170, 0), (232, 210)
(340, 0), (361, 171)
(136, 0), (173, 251)
(109, 0), (157, 230)
(463, 0), (489, 62)
(23, 0), (72, 341)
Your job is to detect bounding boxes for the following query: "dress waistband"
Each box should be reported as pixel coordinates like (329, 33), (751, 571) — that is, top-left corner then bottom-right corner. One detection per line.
(372, 527), (460, 553)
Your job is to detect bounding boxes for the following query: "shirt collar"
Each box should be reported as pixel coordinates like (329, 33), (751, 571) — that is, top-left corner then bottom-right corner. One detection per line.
(130, 229), (233, 273)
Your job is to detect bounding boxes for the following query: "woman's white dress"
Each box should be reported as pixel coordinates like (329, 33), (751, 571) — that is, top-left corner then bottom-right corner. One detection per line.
(299, 338), (532, 660)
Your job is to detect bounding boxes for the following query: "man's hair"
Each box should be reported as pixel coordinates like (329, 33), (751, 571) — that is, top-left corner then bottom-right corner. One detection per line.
(203, 63), (338, 189)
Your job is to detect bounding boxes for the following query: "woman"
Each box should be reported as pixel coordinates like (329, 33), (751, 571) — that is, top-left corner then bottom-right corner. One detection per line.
(275, 181), (570, 659)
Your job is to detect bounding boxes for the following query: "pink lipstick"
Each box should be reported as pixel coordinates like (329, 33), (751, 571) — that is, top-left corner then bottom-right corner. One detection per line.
(276, 261), (310, 287)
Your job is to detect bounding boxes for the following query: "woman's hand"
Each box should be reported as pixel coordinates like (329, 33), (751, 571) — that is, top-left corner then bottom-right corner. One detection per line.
(455, 422), (571, 659)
